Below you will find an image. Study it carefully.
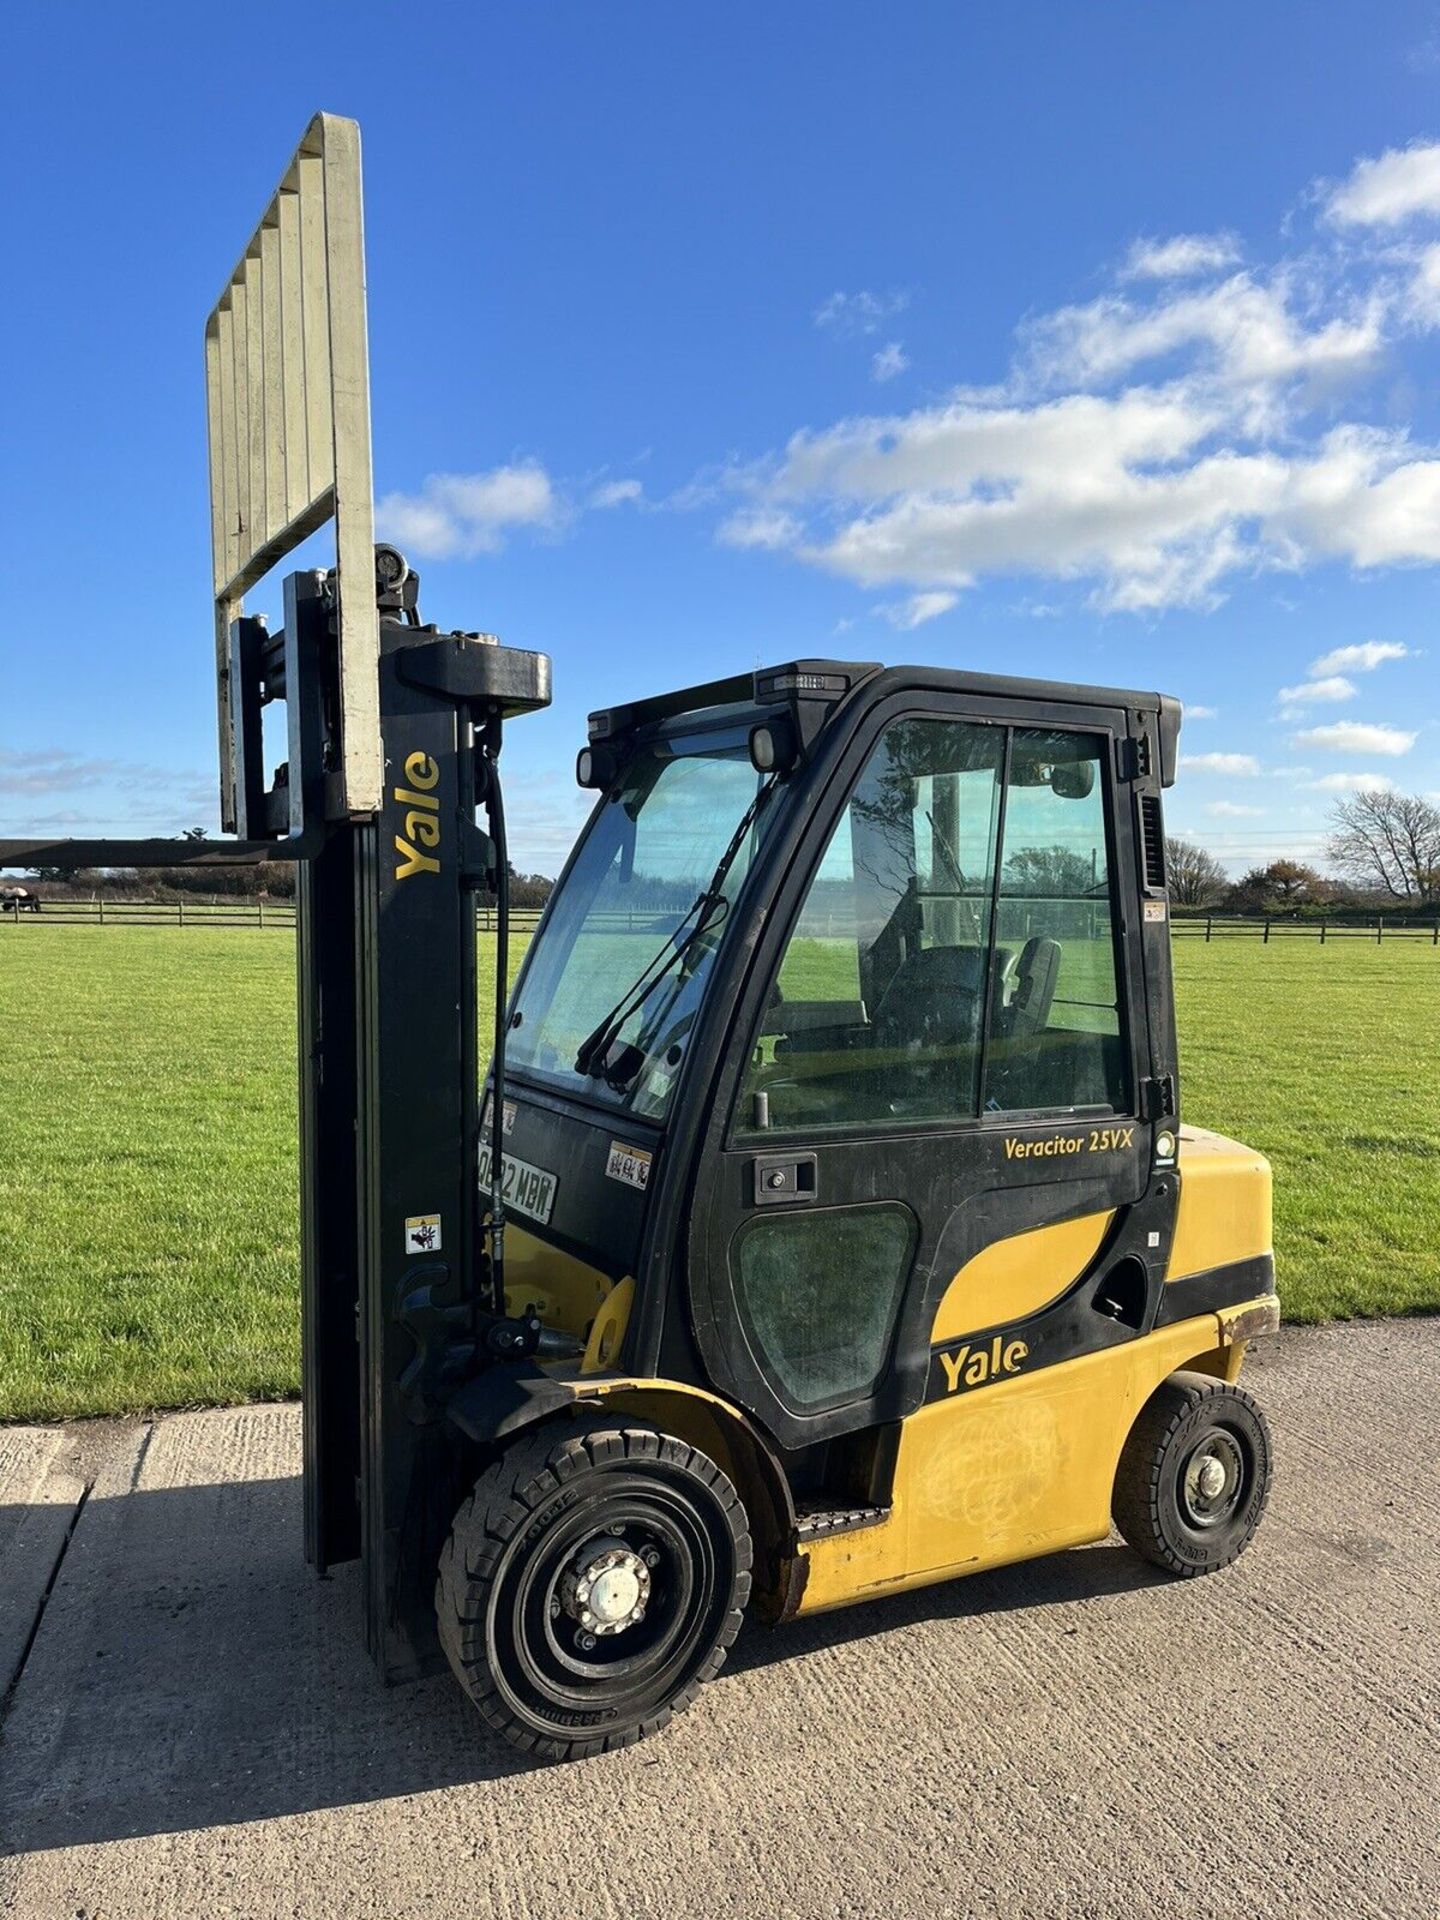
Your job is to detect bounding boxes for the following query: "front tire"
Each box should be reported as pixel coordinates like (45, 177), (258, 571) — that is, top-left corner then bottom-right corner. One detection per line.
(1113, 1370), (1273, 1577)
(437, 1419), (751, 1760)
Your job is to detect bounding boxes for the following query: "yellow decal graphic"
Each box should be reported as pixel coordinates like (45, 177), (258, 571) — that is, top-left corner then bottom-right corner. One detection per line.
(1003, 1126), (1134, 1160)
(938, 1334), (1030, 1393)
(394, 750), (441, 880)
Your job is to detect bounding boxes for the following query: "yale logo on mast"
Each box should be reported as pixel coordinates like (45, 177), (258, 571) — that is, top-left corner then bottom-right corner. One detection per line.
(938, 1334), (1030, 1394)
(394, 751), (442, 880)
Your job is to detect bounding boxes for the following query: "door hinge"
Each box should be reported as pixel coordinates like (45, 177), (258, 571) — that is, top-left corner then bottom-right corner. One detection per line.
(1118, 735), (1152, 781)
(1141, 1074), (1176, 1120)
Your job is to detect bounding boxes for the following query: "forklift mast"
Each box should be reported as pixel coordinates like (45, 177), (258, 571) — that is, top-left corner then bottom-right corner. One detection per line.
(0, 113), (553, 1680)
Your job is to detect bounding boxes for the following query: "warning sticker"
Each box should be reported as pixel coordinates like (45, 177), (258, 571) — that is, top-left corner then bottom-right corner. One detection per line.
(1143, 900), (1168, 922)
(606, 1141), (653, 1192)
(404, 1214), (443, 1254)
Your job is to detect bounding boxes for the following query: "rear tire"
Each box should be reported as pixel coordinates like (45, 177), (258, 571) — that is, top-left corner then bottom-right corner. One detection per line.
(437, 1418), (751, 1760)
(1113, 1370), (1272, 1577)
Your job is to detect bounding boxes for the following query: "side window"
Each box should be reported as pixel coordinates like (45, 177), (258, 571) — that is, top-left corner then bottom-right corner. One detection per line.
(983, 730), (1129, 1115)
(733, 1204), (917, 1411)
(742, 719), (1005, 1133)
(740, 717), (1130, 1136)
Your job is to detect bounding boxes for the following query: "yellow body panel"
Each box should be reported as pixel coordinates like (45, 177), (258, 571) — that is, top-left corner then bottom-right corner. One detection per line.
(931, 1210), (1115, 1342)
(1168, 1126), (1272, 1282)
(502, 1225), (617, 1341)
(796, 1304), (1267, 1615)
(581, 1277), (633, 1373)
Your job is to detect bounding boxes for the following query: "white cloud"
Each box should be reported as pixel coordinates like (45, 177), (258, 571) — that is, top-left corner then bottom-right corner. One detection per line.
(1327, 140), (1440, 227)
(1206, 800), (1264, 817)
(375, 462), (561, 559)
(1025, 273), (1382, 396)
(1278, 674), (1357, 714)
(1122, 233), (1243, 281)
(1182, 751), (1262, 776)
(814, 289), (909, 338)
(705, 137), (1440, 614)
(1308, 640), (1410, 675)
(872, 342), (909, 383)
(0, 746), (219, 838)
(1293, 721), (1416, 755)
(504, 775), (593, 871)
(877, 590), (959, 630)
(1307, 771), (1398, 792)
(590, 478), (643, 509)
(713, 337), (1440, 614)
(716, 507), (803, 551)
(0, 746), (209, 799)
(1183, 703), (1217, 720)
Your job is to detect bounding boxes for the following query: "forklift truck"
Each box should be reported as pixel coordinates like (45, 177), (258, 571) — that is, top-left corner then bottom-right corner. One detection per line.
(2, 115), (1278, 1762)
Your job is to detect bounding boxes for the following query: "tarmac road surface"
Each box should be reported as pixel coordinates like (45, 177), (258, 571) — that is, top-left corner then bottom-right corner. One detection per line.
(1, 1320), (1436, 1919)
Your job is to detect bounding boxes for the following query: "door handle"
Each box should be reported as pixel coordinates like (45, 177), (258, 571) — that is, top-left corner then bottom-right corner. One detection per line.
(752, 1153), (818, 1206)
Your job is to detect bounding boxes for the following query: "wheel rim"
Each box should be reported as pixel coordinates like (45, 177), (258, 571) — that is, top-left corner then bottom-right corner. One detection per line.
(491, 1466), (732, 1737)
(1178, 1426), (1248, 1530)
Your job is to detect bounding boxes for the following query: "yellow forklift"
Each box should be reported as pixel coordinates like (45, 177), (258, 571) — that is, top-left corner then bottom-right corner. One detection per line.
(440, 664), (1279, 1757)
(2, 115), (1278, 1763)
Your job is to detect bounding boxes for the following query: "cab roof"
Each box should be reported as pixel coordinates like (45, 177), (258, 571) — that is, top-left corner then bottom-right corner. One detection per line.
(587, 658), (1182, 786)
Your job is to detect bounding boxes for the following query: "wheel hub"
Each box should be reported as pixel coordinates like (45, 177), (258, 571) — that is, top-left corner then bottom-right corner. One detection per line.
(1182, 1431), (1244, 1526)
(559, 1537), (653, 1636)
(1195, 1455), (1227, 1500)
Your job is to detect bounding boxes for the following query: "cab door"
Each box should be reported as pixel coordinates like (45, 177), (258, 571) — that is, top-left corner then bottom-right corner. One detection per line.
(686, 693), (1165, 1453)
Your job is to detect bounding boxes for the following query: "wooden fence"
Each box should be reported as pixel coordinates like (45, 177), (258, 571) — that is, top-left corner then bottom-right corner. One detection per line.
(8, 901), (1438, 944)
(1173, 914), (1440, 943)
(2, 900), (547, 934)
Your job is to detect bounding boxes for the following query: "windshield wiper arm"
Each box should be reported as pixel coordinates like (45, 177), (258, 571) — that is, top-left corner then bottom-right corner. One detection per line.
(574, 776), (776, 1081)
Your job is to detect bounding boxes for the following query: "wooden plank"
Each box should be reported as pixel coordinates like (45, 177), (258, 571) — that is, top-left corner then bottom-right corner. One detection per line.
(259, 220), (285, 547)
(319, 114), (381, 816)
(296, 149), (333, 511)
(277, 187), (308, 525)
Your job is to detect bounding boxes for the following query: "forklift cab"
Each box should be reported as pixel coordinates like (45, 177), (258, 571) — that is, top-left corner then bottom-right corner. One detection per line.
(492, 659), (1181, 1448)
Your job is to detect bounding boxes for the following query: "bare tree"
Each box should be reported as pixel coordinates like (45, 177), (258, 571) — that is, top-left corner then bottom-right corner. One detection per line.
(1165, 838), (1228, 908)
(1326, 790), (1440, 904)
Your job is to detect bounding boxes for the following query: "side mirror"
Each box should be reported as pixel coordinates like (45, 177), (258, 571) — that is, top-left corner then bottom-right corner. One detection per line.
(1050, 761), (1095, 799)
(749, 718), (798, 776)
(576, 744), (620, 790)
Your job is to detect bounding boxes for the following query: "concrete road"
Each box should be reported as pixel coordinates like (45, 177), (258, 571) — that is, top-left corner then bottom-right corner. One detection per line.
(1, 1321), (1436, 1920)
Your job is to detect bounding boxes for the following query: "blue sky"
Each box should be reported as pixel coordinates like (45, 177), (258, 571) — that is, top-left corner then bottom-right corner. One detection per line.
(3, 1), (1439, 873)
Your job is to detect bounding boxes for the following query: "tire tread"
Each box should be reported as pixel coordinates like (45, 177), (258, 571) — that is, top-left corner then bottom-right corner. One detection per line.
(1113, 1369), (1272, 1578)
(436, 1416), (751, 1762)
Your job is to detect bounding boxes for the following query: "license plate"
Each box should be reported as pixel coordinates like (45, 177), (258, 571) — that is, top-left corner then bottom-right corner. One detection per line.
(478, 1143), (557, 1224)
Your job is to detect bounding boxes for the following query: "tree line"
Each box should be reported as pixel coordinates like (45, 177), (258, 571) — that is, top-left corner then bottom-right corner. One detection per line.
(1168, 788), (1440, 913)
(23, 846), (556, 908)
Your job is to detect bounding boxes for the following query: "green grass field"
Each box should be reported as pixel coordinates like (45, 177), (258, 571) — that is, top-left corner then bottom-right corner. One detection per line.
(0, 926), (1435, 1421)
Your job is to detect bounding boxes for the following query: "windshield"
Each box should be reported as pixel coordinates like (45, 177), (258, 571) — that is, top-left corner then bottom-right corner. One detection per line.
(506, 742), (771, 1118)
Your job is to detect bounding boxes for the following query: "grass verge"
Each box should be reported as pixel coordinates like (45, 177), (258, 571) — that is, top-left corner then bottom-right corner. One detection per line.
(0, 926), (1434, 1420)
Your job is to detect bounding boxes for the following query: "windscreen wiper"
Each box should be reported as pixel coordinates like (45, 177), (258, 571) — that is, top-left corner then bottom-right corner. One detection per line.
(574, 776), (777, 1082)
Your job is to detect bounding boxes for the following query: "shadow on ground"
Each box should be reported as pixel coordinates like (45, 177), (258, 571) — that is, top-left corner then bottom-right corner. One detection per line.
(0, 1469), (1160, 1856)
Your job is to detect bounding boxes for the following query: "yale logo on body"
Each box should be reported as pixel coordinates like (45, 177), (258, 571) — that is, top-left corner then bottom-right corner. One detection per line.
(394, 751), (442, 880)
(938, 1334), (1030, 1393)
